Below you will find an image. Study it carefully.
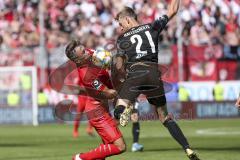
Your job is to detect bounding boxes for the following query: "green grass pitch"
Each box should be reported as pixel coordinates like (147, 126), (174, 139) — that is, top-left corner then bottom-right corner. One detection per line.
(0, 119), (240, 160)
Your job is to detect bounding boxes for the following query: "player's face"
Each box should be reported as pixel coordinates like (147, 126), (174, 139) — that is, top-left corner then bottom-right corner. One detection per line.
(72, 45), (91, 64)
(118, 17), (131, 33)
(74, 45), (85, 56)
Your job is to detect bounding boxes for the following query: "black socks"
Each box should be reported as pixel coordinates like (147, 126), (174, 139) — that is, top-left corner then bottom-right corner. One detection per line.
(163, 119), (190, 150)
(132, 122), (140, 143)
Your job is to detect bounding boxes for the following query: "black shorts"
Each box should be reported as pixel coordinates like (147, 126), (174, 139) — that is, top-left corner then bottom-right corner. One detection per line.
(118, 62), (166, 107)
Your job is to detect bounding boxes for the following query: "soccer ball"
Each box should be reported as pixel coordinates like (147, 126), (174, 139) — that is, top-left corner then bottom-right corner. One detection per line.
(92, 49), (112, 68)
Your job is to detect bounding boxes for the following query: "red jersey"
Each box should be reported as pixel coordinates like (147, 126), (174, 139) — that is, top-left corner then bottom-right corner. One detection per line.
(78, 66), (113, 89)
(76, 50), (122, 144)
(77, 55), (113, 112)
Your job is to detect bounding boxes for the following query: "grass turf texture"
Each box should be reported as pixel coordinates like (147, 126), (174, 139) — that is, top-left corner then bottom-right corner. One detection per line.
(0, 119), (240, 160)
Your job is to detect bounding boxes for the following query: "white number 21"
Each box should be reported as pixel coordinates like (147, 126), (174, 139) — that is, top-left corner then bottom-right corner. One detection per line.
(130, 31), (156, 59)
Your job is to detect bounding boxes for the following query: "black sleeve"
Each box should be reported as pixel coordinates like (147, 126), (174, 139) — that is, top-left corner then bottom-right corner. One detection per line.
(151, 15), (169, 32)
(116, 38), (127, 58)
(116, 49), (126, 58)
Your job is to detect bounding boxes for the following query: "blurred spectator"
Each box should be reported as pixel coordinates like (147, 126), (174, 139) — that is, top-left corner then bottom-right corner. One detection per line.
(213, 81), (224, 101)
(0, 0), (238, 53)
(20, 73), (32, 106)
(190, 18), (210, 46)
(178, 86), (190, 102)
(38, 88), (48, 106)
(0, 35), (9, 52)
(7, 90), (20, 107)
(223, 13), (240, 59)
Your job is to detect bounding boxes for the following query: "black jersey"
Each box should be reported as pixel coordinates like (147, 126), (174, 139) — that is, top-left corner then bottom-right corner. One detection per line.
(117, 15), (169, 63)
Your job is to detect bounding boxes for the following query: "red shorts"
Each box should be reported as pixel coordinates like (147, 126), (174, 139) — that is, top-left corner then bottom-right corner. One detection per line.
(82, 97), (122, 144)
(89, 112), (122, 144)
(76, 96), (87, 113)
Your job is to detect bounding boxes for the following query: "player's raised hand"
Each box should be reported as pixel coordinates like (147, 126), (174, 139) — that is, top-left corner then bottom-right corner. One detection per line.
(235, 97), (240, 109)
(167, 0), (180, 20)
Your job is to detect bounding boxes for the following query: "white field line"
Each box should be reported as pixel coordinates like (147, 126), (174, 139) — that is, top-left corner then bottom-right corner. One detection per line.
(196, 128), (240, 135)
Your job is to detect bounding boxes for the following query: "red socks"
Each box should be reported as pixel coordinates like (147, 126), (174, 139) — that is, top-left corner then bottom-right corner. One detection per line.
(86, 123), (93, 133)
(73, 120), (80, 133)
(80, 144), (121, 160)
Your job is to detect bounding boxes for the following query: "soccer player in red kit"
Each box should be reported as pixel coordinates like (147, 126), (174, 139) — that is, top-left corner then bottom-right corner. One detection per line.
(73, 96), (94, 138)
(73, 67), (97, 138)
(65, 40), (126, 160)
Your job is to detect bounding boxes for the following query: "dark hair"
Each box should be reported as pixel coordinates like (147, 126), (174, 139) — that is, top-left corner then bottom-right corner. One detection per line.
(65, 39), (81, 61)
(115, 6), (137, 21)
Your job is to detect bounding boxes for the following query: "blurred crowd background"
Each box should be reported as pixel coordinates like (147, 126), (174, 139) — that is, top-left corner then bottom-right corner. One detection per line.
(0, 0), (240, 107)
(0, 0), (239, 63)
(0, 0), (240, 47)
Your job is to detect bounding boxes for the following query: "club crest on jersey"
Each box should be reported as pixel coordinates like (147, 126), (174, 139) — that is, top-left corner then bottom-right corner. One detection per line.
(92, 79), (101, 90)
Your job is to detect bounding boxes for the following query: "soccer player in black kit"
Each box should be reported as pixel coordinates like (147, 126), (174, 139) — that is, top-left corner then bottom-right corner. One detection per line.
(113, 0), (200, 159)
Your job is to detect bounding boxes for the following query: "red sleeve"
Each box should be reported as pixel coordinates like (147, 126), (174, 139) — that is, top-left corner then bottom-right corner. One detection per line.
(98, 70), (113, 89)
(77, 66), (113, 89)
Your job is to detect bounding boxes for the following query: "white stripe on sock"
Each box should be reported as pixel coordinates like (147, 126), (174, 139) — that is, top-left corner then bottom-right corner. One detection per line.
(108, 144), (111, 153)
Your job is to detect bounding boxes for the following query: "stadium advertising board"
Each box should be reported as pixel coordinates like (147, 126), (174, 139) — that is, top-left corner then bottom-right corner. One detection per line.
(178, 81), (240, 101)
(0, 107), (32, 124)
(196, 101), (239, 118)
(0, 107), (55, 124)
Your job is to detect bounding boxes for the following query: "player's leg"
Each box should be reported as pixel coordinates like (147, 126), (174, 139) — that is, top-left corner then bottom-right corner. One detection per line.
(73, 112), (126, 160)
(155, 101), (190, 150)
(74, 138), (125, 160)
(145, 63), (197, 157)
(117, 62), (160, 127)
(73, 96), (86, 138)
(115, 98), (134, 126)
(85, 122), (94, 137)
(114, 63), (147, 126)
(131, 102), (143, 152)
(149, 97), (200, 160)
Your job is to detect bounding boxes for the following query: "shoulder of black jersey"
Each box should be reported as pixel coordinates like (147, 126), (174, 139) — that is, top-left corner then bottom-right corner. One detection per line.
(116, 34), (125, 44)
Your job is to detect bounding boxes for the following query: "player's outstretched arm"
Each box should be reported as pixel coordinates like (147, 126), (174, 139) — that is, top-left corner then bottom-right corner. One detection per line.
(92, 79), (118, 99)
(167, 0), (180, 20)
(236, 96), (240, 109)
(111, 54), (127, 89)
(115, 56), (125, 72)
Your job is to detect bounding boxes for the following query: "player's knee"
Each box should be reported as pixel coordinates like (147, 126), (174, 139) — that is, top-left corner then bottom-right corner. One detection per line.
(114, 105), (125, 120)
(159, 115), (166, 123)
(157, 112), (167, 123)
(114, 139), (126, 152)
(162, 114), (174, 126)
(118, 142), (126, 152)
(156, 105), (169, 123)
